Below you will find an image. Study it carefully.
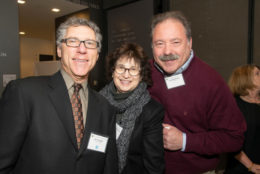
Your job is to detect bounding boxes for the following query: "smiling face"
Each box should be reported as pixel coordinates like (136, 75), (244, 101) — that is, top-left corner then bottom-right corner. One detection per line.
(113, 57), (141, 93)
(57, 26), (99, 83)
(152, 19), (192, 74)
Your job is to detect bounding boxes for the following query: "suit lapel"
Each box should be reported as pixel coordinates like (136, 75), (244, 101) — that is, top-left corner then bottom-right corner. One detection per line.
(48, 71), (78, 149)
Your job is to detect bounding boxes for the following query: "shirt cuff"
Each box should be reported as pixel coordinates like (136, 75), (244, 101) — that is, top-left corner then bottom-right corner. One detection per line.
(181, 132), (186, 151)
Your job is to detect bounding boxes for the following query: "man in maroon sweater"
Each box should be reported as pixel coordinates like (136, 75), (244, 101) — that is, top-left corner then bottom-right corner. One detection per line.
(148, 11), (246, 174)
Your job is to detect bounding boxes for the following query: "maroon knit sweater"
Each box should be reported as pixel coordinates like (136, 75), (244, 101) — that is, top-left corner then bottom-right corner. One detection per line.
(148, 56), (246, 174)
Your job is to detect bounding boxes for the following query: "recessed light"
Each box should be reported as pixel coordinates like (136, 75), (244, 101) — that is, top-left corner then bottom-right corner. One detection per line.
(19, 31), (26, 35)
(52, 8), (60, 12)
(17, 0), (26, 4)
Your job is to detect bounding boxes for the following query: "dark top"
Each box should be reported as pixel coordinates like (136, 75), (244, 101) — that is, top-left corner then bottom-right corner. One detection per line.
(100, 83), (165, 174)
(0, 72), (118, 174)
(225, 96), (260, 174)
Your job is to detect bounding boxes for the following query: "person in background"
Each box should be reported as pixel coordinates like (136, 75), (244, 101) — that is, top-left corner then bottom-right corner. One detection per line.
(100, 42), (165, 174)
(148, 11), (247, 174)
(0, 17), (118, 174)
(225, 64), (260, 174)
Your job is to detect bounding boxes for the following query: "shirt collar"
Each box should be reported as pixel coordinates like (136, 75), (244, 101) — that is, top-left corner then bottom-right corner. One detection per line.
(174, 50), (194, 75)
(60, 69), (88, 91)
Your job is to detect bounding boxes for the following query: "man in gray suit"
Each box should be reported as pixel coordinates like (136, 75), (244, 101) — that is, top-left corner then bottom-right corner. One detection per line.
(0, 17), (118, 174)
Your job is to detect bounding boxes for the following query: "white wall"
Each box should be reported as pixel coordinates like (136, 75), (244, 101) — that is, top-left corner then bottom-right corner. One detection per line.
(20, 37), (56, 78)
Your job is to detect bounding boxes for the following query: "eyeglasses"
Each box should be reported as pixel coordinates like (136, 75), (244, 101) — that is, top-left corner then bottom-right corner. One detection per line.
(61, 38), (99, 49)
(115, 65), (140, 76)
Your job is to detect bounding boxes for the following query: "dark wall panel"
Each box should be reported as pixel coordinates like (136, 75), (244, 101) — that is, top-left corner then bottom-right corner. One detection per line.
(103, 0), (138, 9)
(107, 0), (153, 59)
(254, 0), (260, 65)
(170, 0), (248, 81)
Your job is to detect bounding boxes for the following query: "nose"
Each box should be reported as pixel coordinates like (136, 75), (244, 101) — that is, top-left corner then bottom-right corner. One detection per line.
(78, 42), (87, 53)
(122, 69), (130, 78)
(163, 42), (172, 55)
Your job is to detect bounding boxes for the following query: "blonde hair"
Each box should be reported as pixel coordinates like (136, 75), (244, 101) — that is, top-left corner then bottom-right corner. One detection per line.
(228, 64), (259, 96)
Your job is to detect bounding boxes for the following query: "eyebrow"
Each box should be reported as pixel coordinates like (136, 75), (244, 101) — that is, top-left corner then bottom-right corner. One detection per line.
(65, 37), (96, 41)
(116, 64), (139, 68)
(154, 38), (181, 42)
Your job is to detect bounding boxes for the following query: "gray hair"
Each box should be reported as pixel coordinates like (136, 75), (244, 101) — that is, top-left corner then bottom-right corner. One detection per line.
(56, 17), (102, 52)
(151, 11), (191, 40)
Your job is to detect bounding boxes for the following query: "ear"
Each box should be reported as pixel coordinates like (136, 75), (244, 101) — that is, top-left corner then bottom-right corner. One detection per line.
(57, 46), (62, 58)
(139, 73), (143, 83)
(139, 77), (143, 83)
(189, 37), (193, 50)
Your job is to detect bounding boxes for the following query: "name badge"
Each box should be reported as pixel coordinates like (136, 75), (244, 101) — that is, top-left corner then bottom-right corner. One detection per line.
(164, 73), (185, 89)
(87, 133), (108, 153)
(116, 123), (123, 140)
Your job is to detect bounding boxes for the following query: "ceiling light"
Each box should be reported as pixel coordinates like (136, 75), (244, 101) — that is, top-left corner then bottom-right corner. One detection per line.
(17, 0), (26, 4)
(19, 31), (26, 35)
(52, 8), (60, 12)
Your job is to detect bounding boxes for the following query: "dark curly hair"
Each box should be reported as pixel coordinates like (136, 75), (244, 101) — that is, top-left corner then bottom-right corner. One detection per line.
(106, 43), (152, 86)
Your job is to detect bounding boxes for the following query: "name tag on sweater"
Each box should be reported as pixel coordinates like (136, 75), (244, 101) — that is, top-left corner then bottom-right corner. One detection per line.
(164, 74), (185, 89)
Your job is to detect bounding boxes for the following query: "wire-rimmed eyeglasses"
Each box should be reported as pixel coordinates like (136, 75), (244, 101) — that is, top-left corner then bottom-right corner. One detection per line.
(61, 38), (99, 49)
(115, 65), (140, 76)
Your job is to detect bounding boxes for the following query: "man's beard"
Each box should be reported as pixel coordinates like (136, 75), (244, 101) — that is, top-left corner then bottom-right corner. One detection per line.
(158, 54), (180, 61)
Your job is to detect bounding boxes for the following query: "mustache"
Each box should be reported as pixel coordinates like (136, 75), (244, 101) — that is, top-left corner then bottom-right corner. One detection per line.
(158, 54), (180, 61)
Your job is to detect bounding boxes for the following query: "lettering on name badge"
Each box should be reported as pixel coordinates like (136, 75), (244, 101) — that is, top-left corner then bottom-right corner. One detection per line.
(164, 74), (185, 89)
(87, 133), (108, 153)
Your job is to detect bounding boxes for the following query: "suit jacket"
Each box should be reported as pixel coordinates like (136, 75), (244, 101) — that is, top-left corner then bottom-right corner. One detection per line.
(121, 98), (165, 174)
(0, 72), (118, 174)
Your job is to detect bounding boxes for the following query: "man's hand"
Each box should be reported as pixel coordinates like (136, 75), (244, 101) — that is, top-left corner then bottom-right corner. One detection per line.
(163, 123), (183, 151)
